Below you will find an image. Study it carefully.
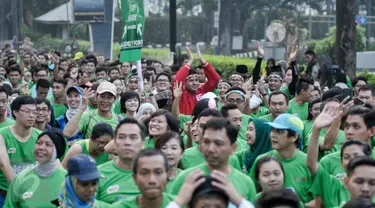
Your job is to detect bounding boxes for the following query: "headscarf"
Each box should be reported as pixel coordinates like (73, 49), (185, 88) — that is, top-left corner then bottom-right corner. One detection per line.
(59, 176), (96, 208)
(137, 103), (156, 118)
(66, 87), (83, 121)
(34, 129), (67, 177)
(244, 119), (272, 171)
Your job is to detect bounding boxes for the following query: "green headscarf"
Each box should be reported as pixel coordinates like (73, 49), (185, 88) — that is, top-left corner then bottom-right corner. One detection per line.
(243, 118), (272, 171)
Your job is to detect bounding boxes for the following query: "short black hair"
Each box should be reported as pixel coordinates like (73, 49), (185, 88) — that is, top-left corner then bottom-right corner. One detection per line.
(269, 91), (288, 104)
(8, 66), (21, 75)
(35, 98), (51, 111)
(347, 105), (372, 118)
(197, 109), (223, 123)
(296, 76), (314, 95)
(132, 148), (168, 174)
(155, 72), (172, 82)
(202, 117), (238, 144)
(91, 123), (114, 141)
(11, 96), (36, 119)
(347, 156), (375, 177)
(352, 76), (368, 87)
(0, 86), (9, 97)
(191, 99), (219, 124)
(36, 79), (50, 90)
(189, 176), (229, 208)
(340, 140), (372, 160)
(255, 188), (301, 208)
(35, 67), (48, 75)
(120, 91), (140, 113)
(95, 66), (107, 74)
(358, 85), (375, 96)
(307, 98), (322, 120)
(220, 104), (239, 118)
(115, 117), (146, 140)
(364, 110), (375, 130)
(304, 49), (315, 58)
(108, 67), (120, 74)
(322, 87), (343, 101)
(146, 67), (156, 74)
(52, 78), (67, 87)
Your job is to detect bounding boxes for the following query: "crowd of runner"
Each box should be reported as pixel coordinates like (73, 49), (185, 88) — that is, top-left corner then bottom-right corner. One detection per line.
(0, 40), (374, 208)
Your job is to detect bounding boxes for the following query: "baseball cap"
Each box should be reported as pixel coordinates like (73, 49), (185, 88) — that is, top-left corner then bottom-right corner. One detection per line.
(97, 81), (117, 97)
(66, 86), (83, 96)
(74, 52), (84, 60)
(266, 113), (304, 136)
(67, 154), (100, 181)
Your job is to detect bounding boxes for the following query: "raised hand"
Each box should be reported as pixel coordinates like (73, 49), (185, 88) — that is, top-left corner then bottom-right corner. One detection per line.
(313, 105), (340, 130)
(196, 43), (206, 64)
(80, 88), (92, 110)
(173, 82), (183, 98)
(289, 44), (299, 62)
(186, 47), (194, 66)
(175, 170), (205, 206)
(257, 41), (264, 57)
(211, 170), (243, 206)
(20, 77), (29, 95)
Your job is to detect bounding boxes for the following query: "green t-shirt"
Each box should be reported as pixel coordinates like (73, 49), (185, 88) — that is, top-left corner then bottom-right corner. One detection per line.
(113, 99), (121, 114)
(180, 146), (241, 170)
(165, 169), (182, 194)
(238, 114), (252, 142)
(287, 99), (309, 120)
(310, 166), (349, 208)
(111, 193), (175, 208)
(250, 150), (314, 203)
(97, 160), (140, 204)
(235, 149), (249, 173)
(259, 114), (273, 122)
(4, 167), (66, 208)
(0, 127), (41, 191)
(281, 86), (295, 101)
(249, 106), (269, 119)
(171, 163), (257, 202)
(179, 114), (192, 130)
(76, 139), (111, 166)
(78, 110), (119, 139)
(302, 120), (314, 149)
(87, 105), (97, 112)
(0, 118), (15, 130)
(51, 102), (67, 119)
(305, 129), (346, 159)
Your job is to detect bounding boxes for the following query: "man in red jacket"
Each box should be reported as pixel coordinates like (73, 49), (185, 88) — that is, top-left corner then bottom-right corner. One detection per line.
(173, 45), (220, 115)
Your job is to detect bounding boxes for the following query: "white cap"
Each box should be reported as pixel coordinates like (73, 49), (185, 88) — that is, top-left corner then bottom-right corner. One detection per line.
(201, 92), (218, 100)
(97, 81), (117, 97)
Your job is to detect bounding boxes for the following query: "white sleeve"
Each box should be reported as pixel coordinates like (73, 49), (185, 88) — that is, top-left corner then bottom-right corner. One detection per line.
(239, 199), (255, 208)
(165, 201), (181, 208)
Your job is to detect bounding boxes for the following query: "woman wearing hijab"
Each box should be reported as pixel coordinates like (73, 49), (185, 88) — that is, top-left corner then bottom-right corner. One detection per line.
(59, 154), (109, 208)
(4, 129), (68, 208)
(236, 119), (272, 174)
(54, 86), (84, 144)
(136, 102), (156, 121)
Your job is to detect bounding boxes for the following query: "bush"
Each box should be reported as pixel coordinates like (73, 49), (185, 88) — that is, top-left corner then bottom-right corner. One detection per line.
(141, 48), (259, 78)
(357, 71), (375, 86)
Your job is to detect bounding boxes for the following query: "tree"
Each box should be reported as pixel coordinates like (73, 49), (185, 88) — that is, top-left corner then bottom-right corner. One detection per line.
(336, 0), (357, 76)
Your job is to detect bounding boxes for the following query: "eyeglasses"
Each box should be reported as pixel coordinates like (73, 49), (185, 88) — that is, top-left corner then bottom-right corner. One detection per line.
(19, 109), (37, 116)
(36, 108), (49, 113)
(94, 140), (109, 147)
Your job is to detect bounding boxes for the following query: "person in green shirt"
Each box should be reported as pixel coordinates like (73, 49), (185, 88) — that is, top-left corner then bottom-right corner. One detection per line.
(259, 91), (289, 122)
(154, 131), (184, 193)
(97, 118), (146, 204)
(221, 104), (250, 152)
(51, 78), (68, 119)
(0, 86), (15, 129)
(180, 109), (241, 170)
(4, 129), (67, 208)
(172, 117), (257, 202)
(144, 110), (179, 148)
(287, 76), (314, 120)
(302, 98), (322, 149)
(63, 81), (119, 139)
(306, 104), (374, 207)
(320, 105), (374, 179)
(59, 154), (110, 208)
(117, 91), (140, 120)
(250, 113), (314, 205)
(63, 123), (114, 168)
(112, 148), (175, 208)
(0, 96), (41, 207)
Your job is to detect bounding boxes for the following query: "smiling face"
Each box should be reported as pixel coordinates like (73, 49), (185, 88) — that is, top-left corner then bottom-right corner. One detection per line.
(67, 90), (81, 109)
(246, 122), (256, 146)
(258, 160), (284, 192)
(310, 102), (322, 120)
(133, 155), (168, 200)
(156, 75), (170, 91)
(36, 102), (49, 123)
(34, 135), (55, 163)
(218, 83), (230, 99)
(185, 76), (200, 93)
(96, 92), (115, 112)
(148, 115), (168, 137)
(125, 97), (139, 112)
(285, 69), (293, 84)
(160, 138), (183, 168)
(268, 77), (282, 92)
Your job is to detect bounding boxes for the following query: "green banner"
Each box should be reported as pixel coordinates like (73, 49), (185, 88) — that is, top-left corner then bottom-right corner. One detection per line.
(120, 0), (145, 62)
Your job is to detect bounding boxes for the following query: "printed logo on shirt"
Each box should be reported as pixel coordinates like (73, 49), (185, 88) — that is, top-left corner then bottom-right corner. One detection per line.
(335, 173), (346, 181)
(22, 191), (33, 199)
(12, 163), (36, 175)
(7, 147), (16, 154)
(107, 185), (120, 194)
(196, 93), (203, 101)
(293, 176), (307, 182)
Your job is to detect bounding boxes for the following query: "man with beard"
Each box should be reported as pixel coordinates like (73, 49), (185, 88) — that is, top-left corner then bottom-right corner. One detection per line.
(96, 118), (145, 204)
(0, 96), (41, 207)
(0, 86), (14, 128)
(172, 45), (220, 115)
(112, 148), (174, 207)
